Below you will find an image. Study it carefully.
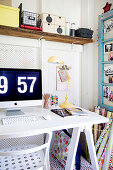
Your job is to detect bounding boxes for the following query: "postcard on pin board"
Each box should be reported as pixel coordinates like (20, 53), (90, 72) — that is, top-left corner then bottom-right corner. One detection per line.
(56, 67), (71, 91)
(58, 69), (68, 82)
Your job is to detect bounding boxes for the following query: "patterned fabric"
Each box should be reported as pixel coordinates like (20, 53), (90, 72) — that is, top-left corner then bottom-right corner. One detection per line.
(98, 148), (106, 170)
(97, 129), (110, 162)
(50, 154), (92, 170)
(95, 119), (112, 152)
(50, 130), (92, 170)
(109, 148), (113, 169)
(50, 130), (71, 168)
(80, 157), (93, 170)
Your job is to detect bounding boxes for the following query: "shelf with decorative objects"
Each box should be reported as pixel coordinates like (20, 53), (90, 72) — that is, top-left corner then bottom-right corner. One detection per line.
(0, 25), (94, 45)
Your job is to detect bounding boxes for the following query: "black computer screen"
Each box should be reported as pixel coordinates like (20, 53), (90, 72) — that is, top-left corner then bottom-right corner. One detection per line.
(0, 68), (42, 101)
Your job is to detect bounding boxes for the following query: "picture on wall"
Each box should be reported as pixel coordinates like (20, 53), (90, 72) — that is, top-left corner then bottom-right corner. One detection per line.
(103, 86), (113, 103)
(108, 52), (113, 61)
(104, 65), (113, 83)
(104, 43), (113, 53)
(109, 89), (113, 102)
(104, 19), (113, 33)
(103, 86), (109, 98)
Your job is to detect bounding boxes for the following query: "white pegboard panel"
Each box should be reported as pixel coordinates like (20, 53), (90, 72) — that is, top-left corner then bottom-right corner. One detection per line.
(0, 43), (41, 69)
(0, 135), (45, 150)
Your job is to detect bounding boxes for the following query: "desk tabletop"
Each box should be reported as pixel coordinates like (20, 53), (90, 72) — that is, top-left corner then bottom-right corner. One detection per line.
(0, 106), (109, 139)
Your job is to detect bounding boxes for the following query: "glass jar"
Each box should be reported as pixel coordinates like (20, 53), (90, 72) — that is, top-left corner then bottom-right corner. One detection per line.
(43, 93), (51, 109)
(70, 23), (76, 37)
(71, 23), (76, 29)
(65, 22), (70, 36)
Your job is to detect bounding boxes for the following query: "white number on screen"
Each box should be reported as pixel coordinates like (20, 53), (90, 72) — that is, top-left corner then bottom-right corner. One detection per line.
(17, 77), (36, 93)
(27, 77), (36, 93)
(0, 76), (8, 94)
(18, 77), (27, 93)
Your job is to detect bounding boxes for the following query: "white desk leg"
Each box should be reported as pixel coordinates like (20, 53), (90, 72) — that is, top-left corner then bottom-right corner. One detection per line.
(65, 127), (81, 170)
(84, 126), (99, 170)
(44, 131), (52, 170)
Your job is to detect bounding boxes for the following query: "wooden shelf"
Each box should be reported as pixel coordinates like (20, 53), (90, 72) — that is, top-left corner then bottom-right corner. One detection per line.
(0, 25), (94, 45)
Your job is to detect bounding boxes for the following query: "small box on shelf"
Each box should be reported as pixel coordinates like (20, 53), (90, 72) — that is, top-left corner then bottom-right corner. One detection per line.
(38, 13), (55, 33)
(39, 13), (55, 24)
(54, 15), (65, 27)
(42, 22), (55, 33)
(22, 11), (37, 27)
(54, 25), (65, 35)
(38, 13), (66, 35)
(0, 4), (19, 28)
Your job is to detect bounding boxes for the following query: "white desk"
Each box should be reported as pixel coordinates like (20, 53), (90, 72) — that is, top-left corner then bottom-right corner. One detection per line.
(0, 106), (109, 170)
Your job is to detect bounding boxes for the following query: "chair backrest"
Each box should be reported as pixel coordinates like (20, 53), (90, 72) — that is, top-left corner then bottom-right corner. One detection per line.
(0, 131), (52, 170)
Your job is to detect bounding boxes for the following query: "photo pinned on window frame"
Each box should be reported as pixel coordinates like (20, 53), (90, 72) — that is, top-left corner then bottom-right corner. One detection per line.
(104, 43), (113, 54)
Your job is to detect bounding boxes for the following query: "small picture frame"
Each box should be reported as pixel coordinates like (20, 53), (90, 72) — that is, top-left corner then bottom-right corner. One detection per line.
(104, 43), (113, 53)
(108, 89), (113, 102)
(103, 86), (109, 98)
(58, 69), (68, 82)
(108, 52), (113, 61)
(104, 19), (113, 33)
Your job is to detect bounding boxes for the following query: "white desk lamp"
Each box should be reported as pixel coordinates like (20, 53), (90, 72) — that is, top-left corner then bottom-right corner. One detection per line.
(48, 56), (74, 108)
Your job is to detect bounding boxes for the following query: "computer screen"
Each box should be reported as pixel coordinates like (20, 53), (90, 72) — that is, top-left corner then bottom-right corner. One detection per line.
(0, 68), (42, 112)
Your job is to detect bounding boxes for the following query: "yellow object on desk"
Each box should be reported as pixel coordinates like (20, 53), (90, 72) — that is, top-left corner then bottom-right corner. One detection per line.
(0, 4), (19, 27)
(48, 56), (74, 108)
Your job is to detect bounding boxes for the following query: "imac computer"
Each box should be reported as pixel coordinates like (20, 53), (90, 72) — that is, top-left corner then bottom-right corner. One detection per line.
(0, 68), (42, 116)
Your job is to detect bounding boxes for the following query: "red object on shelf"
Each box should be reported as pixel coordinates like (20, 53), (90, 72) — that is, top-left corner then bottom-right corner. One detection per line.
(103, 2), (112, 13)
(21, 25), (42, 31)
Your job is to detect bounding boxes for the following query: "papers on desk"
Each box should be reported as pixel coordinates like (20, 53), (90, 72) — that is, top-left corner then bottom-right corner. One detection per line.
(65, 108), (88, 116)
(50, 108), (88, 117)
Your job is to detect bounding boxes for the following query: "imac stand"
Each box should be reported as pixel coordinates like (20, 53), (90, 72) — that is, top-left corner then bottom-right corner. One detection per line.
(6, 108), (24, 116)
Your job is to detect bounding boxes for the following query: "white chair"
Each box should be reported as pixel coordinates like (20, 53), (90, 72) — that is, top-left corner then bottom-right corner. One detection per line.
(0, 131), (52, 170)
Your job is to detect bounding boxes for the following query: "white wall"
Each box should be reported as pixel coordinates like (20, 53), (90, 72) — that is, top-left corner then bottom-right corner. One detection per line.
(9, 0), (113, 110)
(12, 0), (81, 28)
(41, 40), (82, 106)
(2, 0), (107, 109)
(81, 0), (95, 109)
(40, 0), (82, 106)
(0, 0), (82, 107)
(81, 0), (113, 109)
(12, 0), (41, 13)
(41, 0), (81, 28)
